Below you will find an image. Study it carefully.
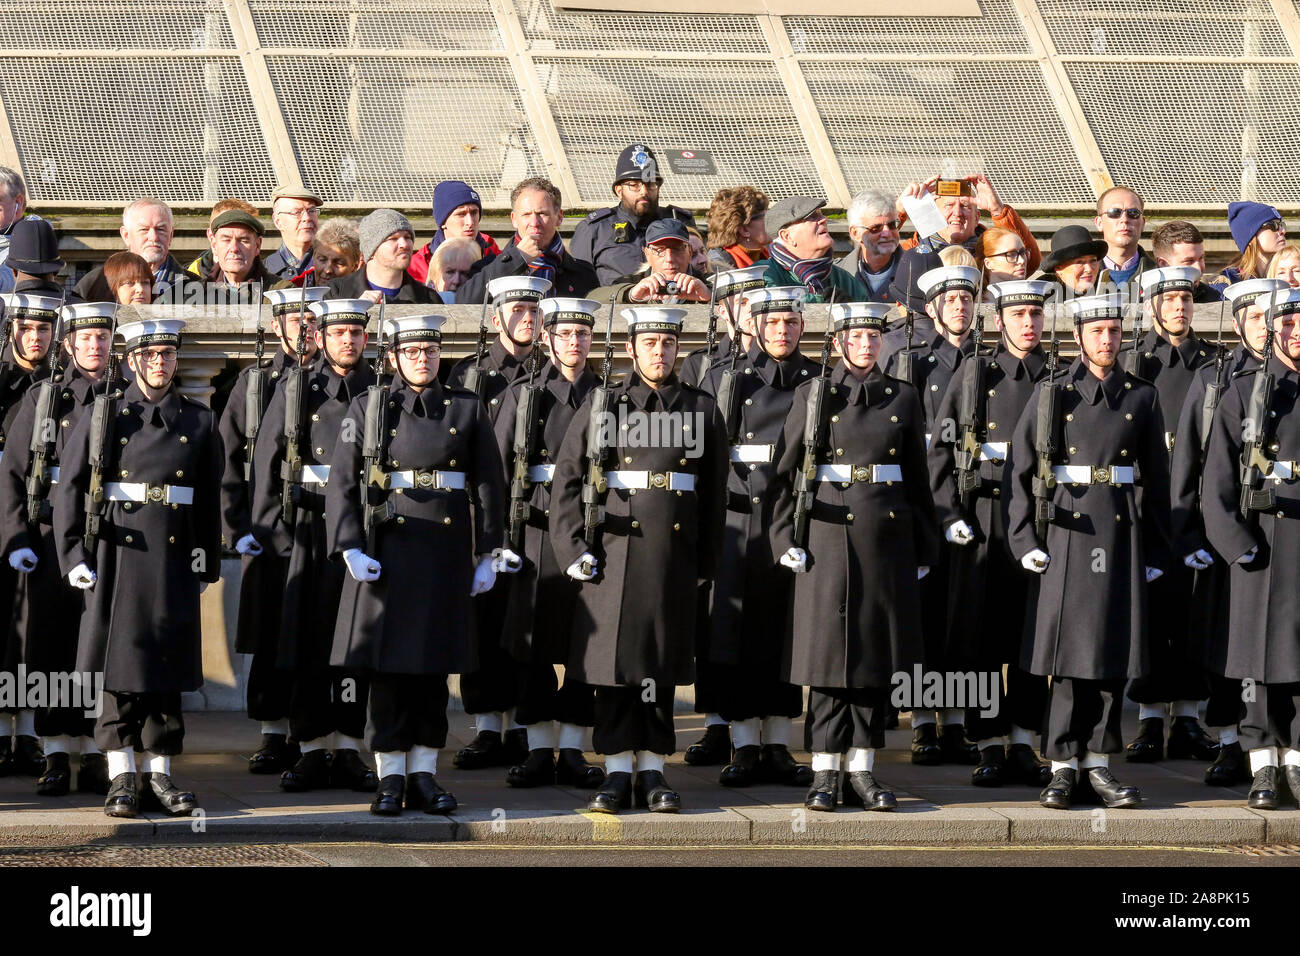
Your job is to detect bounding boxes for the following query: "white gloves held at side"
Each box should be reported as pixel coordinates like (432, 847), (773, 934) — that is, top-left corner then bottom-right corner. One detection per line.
(8, 548), (37, 572)
(342, 548), (382, 582)
(68, 563), (97, 590)
(945, 520), (975, 546)
(1021, 549), (1050, 574)
(779, 547), (807, 573)
(566, 553), (598, 582)
(1183, 549), (1214, 571)
(471, 556), (497, 596)
(235, 534), (263, 557)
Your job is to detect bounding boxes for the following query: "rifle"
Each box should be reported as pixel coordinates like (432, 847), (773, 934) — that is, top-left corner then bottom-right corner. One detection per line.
(895, 258), (917, 386)
(361, 298), (391, 553)
(507, 345), (544, 552)
(279, 283), (310, 525)
(242, 283), (267, 481)
(1031, 302), (1064, 542)
(462, 294), (490, 399)
(696, 269), (720, 387)
(791, 301), (836, 550)
(578, 292), (618, 575)
(715, 319), (744, 447)
(1197, 296), (1230, 461)
(24, 295), (65, 523)
(83, 303), (122, 554)
(1122, 295), (1145, 377)
(953, 298), (987, 509)
(1238, 297), (1278, 519)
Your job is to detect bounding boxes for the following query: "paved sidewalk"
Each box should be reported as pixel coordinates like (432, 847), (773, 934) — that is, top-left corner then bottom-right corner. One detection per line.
(0, 711), (1295, 849)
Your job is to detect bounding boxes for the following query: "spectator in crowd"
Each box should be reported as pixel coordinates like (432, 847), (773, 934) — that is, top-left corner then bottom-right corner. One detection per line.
(326, 209), (438, 304)
(75, 198), (183, 301)
(408, 180), (500, 285)
(1152, 220), (1223, 302)
(457, 178), (597, 304)
(1266, 242), (1300, 287)
(1095, 186), (1156, 292)
(762, 196), (867, 303)
(194, 206), (275, 290)
(103, 251), (153, 305)
(310, 218), (362, 285)
(1036, 223), (1106, 299)
(975, 226), (1031, 294)
(686, 225), (708, 275)
(939, 246), (976, 268)
(592, 218), (711, 304)
(427, 236), (483, 302)
(184, 199), (262, 279)
(570, 144), (697, 285)
(840, 188), (904, 305)
(706, 185), (770, 271)
(6, 217), (69, 299)
(264, 185), (322, 281)
(0, 165), (40, 294)
(1214, 201), (1287, 286)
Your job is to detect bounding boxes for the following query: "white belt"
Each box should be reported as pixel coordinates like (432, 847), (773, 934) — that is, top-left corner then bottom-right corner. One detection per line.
(105, 482), (195, 505)
(730, 444), (774, 464)
(48, 466), (60, 484)
(301, 464), (330, 485)
(387, 469), (466, 490)
(526, 464), (555, 483)
(1266, 460), (1299, 482)
(604, 469), (696, 492)
(976, 442), (1008, 463)
(1051, 465), (1135, 486)
(814, 464), (903, 484)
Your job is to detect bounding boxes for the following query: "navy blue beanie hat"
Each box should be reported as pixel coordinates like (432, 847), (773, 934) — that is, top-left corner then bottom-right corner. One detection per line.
(1228, 200), (1282, 252)
(432, 181), (482, 229)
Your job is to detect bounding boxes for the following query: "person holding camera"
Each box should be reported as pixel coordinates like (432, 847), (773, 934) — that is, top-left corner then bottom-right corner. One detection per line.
(590, 219), (711, 305)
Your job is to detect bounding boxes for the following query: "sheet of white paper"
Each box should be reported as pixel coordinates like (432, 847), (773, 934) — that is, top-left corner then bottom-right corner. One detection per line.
(902, 194), (948, 240)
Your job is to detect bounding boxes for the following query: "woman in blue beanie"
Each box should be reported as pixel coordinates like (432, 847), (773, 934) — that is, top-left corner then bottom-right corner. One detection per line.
(1220, 201), (1287, 283)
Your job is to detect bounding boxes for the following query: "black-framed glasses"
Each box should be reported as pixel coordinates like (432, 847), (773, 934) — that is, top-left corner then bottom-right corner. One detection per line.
(1102, 207), (1143, 220)
(1262, 218), (1287, 233)
(990, 248), (1029, 263)
(399, 345), (440, 361)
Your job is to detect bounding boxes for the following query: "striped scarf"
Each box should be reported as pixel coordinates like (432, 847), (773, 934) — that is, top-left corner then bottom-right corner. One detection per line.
(767, 238), (832, 294)
(520, 232), (566, 287)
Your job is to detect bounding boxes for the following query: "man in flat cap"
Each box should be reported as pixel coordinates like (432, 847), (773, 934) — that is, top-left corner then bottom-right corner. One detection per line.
(327, 210), (439, 304)
(570, 146), (698, 287)
(195, 205), (276, 291)
(265, 185), (323, 282)
(761, 196), (867, 304)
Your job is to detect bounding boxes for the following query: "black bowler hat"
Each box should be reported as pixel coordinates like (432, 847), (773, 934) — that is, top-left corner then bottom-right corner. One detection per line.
(1040, 224), (1108, 274)
(7, 218), (63, 275)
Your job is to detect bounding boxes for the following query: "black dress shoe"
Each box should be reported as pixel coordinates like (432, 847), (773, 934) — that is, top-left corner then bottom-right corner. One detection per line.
(453, 730), (505, 770)
(77, 753), (110, 795)
(759, 744), (813, 786)
(37, 752), (71, 796)
(1204, 741), (1250, 786)
(634, 770), (681, 812)
(1125, 717), (1164, 762)
(1040, 767), (1075, 809)
(1086, 767), (1141, 808)
(938, 724), (980, 765)
(280, 748), (332, 792)
(845, 770), (897, 811)
(1006, 743), (1053, 787)
(910, 723), (942, 765)
(555, 748), (605, 788)
(248, 733), (297, 774)
(140, 773), (198, 816)
(12, 735), (44, 776)
(104, 772), (139, 818)
(1284, 766), (1300, 807)
(370, 774), (405, 815)
(587, 771), (632, 813)
(804, 769), (838, 812)
(1247, 766), (1280, 810)
(506, 748), (557, 788)
(1166, 716), (1219, 761)
(683, 724), (731, 766)
(406, 772), (457, 814)
(719, 744), (761, 787)
(502, 728), (530, 765)
(971, 745), (1005, 787)
(330, 749), (378, 791)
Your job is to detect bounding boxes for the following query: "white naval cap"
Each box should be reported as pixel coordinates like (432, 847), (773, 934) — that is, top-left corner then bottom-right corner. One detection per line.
(987, 279), (1055, 311)
(1, 292), (61, 320)
(918, 265), (980, 303)
(1225, 278), (1288, 315)
(712, 265), (768, 300)
(60, 301), (117, 332)
(540, 297), (600, 328)
(1065, 292), (1126, 324)
(264, 286), (328, 316)
(829, 301), (892, 332)
(744, 286), (805, 315)
(620, 306), (686, 336)
(1139, 266), (1200, 300)
(487, 275), (551, 305)
(385, 314), (447, 344)
(1255, 287), (1300, 317)
(118, 318), (185, 352)
(308, 298), (372, 328)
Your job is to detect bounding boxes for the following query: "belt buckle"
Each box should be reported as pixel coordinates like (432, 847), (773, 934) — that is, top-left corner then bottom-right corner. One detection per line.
(1091, 466), (1112, 485)
(852, 466), (870, 483)
(416, 471), (435, 489)
(146, 484), (166, 503)
(650, 472), (668, 489)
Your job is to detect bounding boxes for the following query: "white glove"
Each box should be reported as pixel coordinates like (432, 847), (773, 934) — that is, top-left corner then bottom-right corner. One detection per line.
(68, 563), (96, 590)
(1021, 549), (1050, 574)
(342, 548), (381, 582)
(567, 552), (597, 581)
(1236, 546), (1259, 565)
(779, 547), (808, 573)
(917, 566), (930, 580)
(1183, 549), (1214, 571)
(1145, 566), (1163, 583)
(471, 555), (497, 595)
(8, 548), (37, 572)
(235, 533), (263, 556)
(945, 520), (975, 546)
(492, 548), (523, 573)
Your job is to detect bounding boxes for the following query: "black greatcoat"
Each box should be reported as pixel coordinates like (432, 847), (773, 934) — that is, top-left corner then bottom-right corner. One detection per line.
(927, 346), (1052, 666)
(218, 349), (295, 655)
(548, 372), (729, 688)
(493, 361), (599, 663)
(327, 378), (506, 675)
(679, 333), (745, 389)
(0, 362), (36, 673)
(54, 382), (223, 693)
(701, 343), (820, 669)
(1005, 360), (1172, 681)
(1202, 355), (1300, 683)
(446, 339), (533, 421)
(770, 363), (940, 689)
(879, 324), (975, 431)
(251, 358), (374, 670)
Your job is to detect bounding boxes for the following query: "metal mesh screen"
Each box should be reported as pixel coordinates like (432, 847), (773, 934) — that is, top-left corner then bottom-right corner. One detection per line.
(783, 0), (1032, 56)
(514, 0), (769, 54)
(0, 0), (234, 49)
(803, 59), (1094, 204)
(266, 56), (546, 204)
(0, 56), (273, 203)
(249, 0), (503, 51)
(1066, 61), (1300, 204)
(534, 56), (823, 206)
(1040, 0), (1293, 58)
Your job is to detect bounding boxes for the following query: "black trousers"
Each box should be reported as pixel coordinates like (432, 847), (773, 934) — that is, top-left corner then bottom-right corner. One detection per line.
(1205, 673), (1248, 729)
(1127, 571), (1209, 704)
(514, 662), (595, 727)
(967, 665), (1049, 742)
(715, 664), (803, 723)
(805, 687), (887, 753)
(692, 660), (727, 716)
(288, 668), (369, 744)
(1042, 677), (1126, 761)
(245, 651), (293, 722)
(460, 596), (519, 715)
(592, 685), (676, 755)
(34, 704), (94, 739)
(94, 691), (184, 755)
(366, 673), (450, 753)
(1239, 682), (1300, 753)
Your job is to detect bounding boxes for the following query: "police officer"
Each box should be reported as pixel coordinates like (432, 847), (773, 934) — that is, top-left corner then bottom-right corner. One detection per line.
(772, 302), (939, 812)
(1201, 287), (1300, 809)
(493, 297), (605, 789)
(1124, 266), (1223, 764)
(218, 286), (325, 775)
(54, 318), (223, 818)
(928, 280), (1056, 787)
(1006, 293), (1171, 810)
(678, 264), (765, 389)
(0, 302), (121, 795)
(447, 275), (549, 769)
(326, 314), (515, 816)
(251, 298), (378, 793)
(570, 145), (698, 287)
(549, 306), (728, 814)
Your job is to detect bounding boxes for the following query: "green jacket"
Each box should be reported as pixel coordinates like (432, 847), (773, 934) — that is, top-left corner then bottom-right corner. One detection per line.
(759, 258), (871, 304)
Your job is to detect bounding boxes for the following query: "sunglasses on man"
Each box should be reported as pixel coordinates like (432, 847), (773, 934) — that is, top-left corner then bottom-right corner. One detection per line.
(1101, 207), (1143, 221)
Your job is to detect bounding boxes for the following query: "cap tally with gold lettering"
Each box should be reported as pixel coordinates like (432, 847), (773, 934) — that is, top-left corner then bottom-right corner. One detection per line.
(385, 314), (446, 345)
(540, 297), (599, 329)
(309, 298), (372, 329)
(712, 265), (767, 301)
(264, 286), (328, 318)
(1065, 292), (1125, 325)
(60, 302), (117, 333)
(488, 275), (551, 308)
(830, 301), (893, 333)
(988, 279), (1054, 311)
(621, 306), (686, 337)
(1139, 266), (1200, 301)
(744, 286), (805, 316)
(918, 265), (980, 304)
(118, 318), (184, 352)
(1224, 278), (1288, 315)
(1, 293), (61, 323)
